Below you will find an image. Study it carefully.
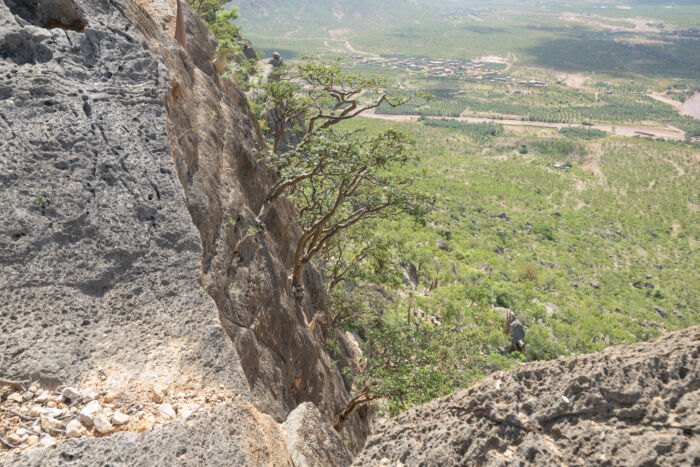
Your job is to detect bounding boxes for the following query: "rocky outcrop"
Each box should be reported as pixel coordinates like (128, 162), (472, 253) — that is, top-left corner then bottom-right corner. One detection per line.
(355, 326), (700, 466)
(1, 0), (366, 462)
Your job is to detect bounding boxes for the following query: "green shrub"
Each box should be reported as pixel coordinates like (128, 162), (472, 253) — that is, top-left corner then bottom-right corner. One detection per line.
(559, 127), (607, 140)
(518, 263), (540, 282)
(524, 325), (566, 361)
(494, 282), (522, 309)
(533, 224), (555, 241)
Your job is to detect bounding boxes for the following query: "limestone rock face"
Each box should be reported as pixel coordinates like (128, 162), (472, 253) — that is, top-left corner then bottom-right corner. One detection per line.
(0, 0), (247, 397)
(0, 0), (367, 460)
(354, 326), (700, 466)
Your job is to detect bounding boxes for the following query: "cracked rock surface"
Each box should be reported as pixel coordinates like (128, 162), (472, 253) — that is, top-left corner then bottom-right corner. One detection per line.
(355, 326), (700, 466)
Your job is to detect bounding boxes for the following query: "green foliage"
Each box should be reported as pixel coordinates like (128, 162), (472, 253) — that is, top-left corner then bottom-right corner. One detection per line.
(320, 226), (398, 294)
(238, 0), (700, 418)
(533, 224), (555, 241)
(494, 283), (522, 309)
(186, 0), (241, 57)
(518, 263), (540, 282)
(250, 58), (418, 153)
(186, 0), (224, 18)
(379, 85), (691, 126)
(356, 319), (488, 414)
(210, 7), (241, 57)
(266, 128), (426, 284)
(420, 118), (504, 144)
(524, 325), (566, 361)
(559, 127), (607, 140)
(33, 193), (49, 210)
(333, 116), (698, 414)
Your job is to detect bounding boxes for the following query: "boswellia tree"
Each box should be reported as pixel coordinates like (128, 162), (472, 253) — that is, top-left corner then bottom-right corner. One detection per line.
(251, 58), (427, 296)
(265, 128), (425, 295)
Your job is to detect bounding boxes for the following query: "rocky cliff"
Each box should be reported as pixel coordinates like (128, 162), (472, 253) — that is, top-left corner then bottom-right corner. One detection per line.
(355, 326), (700, 466)
(0, 0), (362, 463)
(2, 2), (699, 467)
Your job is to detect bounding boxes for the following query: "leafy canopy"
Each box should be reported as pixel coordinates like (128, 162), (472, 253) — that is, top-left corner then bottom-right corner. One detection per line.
(265, 128), (426, 286)
(249, 57), (423, 153)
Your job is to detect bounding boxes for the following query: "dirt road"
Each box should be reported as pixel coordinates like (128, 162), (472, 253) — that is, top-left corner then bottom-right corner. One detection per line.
(362, 111), (686, 140)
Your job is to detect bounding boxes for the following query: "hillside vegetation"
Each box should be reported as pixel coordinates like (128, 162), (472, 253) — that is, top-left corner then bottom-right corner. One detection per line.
(334, 116), (699, 410)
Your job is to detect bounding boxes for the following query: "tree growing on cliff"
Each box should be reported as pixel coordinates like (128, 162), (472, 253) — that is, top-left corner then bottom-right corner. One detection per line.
(319, 227), (394, 295)
(263, 128), (425, 295)
(254, 58), (420, 296)
(254, 57), (422, 154)
(333, 320), (487, 431)
(185, 0), (241, 57)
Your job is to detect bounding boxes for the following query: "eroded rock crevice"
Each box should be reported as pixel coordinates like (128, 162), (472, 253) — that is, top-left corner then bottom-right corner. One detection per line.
(3, 0), (86, 32)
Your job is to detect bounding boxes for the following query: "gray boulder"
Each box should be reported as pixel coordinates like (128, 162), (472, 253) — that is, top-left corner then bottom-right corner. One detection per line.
(509, 319), (525, 349)
(271, 51), (283, 67)
(402, 262), (419, 289)
(285, 402), (352, 467)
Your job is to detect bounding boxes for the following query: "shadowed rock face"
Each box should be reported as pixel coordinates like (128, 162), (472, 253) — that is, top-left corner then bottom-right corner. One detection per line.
(354, 326), (700, 467)
(0, 0), (367, 460)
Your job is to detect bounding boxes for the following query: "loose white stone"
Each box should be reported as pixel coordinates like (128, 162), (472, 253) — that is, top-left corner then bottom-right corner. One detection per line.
(562, 395), (570, 404)
(62, 387), (82, 402)
(79, 400), (101, 427)
(38, 436), (56, 448)
(157, 403), (176, 419)
(65, 419), (86, 438)
(44, 408), (66, 418)
(111, 412), (130, 426)
(93, 413), (114, 434)
(35, 391), (50, 403)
